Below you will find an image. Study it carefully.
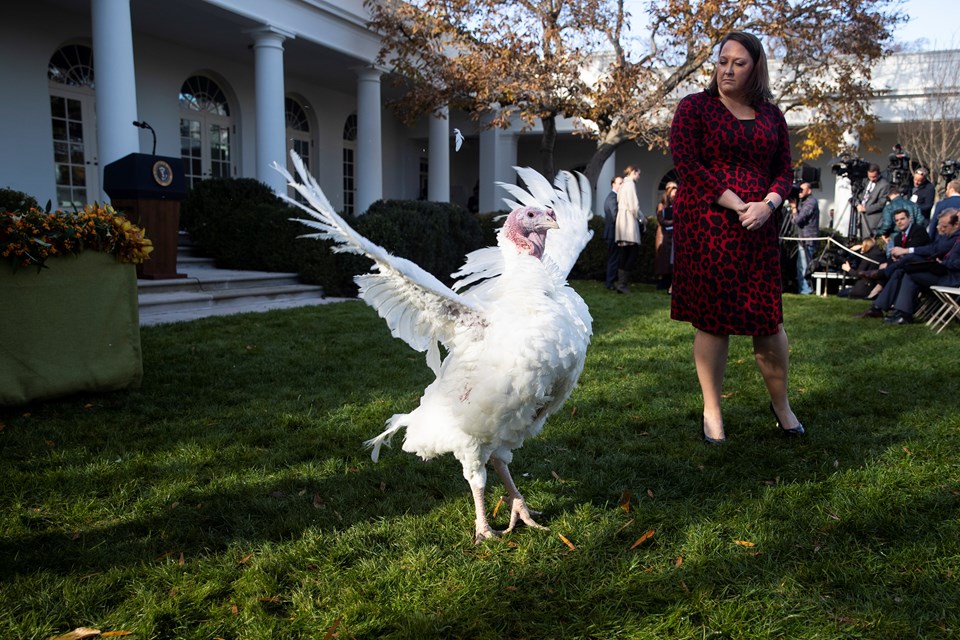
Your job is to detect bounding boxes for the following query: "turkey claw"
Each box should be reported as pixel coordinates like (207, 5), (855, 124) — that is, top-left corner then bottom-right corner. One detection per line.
(474, 527), (501, 545)
(504, 497), (548, 533)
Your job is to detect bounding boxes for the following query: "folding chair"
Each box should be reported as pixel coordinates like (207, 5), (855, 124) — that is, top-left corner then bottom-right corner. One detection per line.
(927, 286), (960, 334)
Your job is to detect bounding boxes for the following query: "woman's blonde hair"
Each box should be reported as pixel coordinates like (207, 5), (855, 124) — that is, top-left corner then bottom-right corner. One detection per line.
(659, 181), (678, 209)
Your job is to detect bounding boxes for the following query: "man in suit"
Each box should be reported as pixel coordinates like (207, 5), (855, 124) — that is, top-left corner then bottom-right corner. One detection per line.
(856, 163), (889, 238)
(858, 208), (960, 321)
(603, 175), (623, 290)
(875, 184), (924, 238)
(929, 179), (960, 242)
(858, 209), (929, 283)
(883, 208), (960, 324)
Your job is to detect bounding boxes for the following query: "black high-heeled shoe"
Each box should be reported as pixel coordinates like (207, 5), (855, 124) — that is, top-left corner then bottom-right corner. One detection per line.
(770, 403), (805, 436)
(702, 415), (726, 445)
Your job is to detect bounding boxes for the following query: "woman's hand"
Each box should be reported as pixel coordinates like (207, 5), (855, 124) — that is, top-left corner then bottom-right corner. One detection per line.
(738, 201), (772, 231)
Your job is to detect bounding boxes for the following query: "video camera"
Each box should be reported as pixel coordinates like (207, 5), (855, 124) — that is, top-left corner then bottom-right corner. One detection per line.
(887, 143), (912, 190)
(941, 159), (960, 182)
(830, 153), (870, 181)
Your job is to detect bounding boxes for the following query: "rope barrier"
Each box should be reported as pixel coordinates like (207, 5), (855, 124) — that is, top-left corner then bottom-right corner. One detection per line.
(780, 235), (882, 265)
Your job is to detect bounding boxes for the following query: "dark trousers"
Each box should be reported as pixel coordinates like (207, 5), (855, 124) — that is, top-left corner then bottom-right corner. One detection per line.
(875, 268), (942, 317)
(605, 239), (620, 288)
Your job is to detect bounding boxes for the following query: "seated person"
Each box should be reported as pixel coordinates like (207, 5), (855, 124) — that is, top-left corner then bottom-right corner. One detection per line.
(875, 184), (923, 238)
(857, 208), (960, 320)
(928, 179), (960, 242)
(839, 236), (886, 299)
(859, 209), (930, 282)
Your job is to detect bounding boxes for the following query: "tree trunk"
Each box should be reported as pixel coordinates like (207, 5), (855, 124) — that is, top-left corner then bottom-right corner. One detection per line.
(539, 114), (558, 183)
(584, 141), (619, 192)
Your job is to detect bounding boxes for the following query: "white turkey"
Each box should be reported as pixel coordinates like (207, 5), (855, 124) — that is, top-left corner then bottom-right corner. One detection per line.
(275, 152), (593, 543)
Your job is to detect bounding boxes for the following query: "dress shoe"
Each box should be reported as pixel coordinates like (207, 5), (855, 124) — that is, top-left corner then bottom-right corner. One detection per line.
(855, 306), (884, 318)
(769, 403), (805, 436)
(884, 311), (912, 325)
(701, 415), (726, 445)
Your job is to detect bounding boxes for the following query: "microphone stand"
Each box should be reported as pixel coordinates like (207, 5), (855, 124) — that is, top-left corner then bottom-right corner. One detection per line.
(132, 120), (157, 155)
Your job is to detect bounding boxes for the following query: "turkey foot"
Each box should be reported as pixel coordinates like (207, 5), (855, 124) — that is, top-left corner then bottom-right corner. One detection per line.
(491, 457), (548, 533)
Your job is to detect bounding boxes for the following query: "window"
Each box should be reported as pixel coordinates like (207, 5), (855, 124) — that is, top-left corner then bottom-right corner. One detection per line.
(343, 114), (357, 215)
(285, 97), (312, 202)
(179, 75), (234, 188)
(48, 43), (98, 209)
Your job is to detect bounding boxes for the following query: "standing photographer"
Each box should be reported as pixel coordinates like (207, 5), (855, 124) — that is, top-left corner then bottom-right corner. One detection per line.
(792, 182), (819, 295)
(856, 164), (889, 237)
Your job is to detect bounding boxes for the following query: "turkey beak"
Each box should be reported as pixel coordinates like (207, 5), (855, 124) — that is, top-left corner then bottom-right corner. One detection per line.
(536, 210), (559, 232)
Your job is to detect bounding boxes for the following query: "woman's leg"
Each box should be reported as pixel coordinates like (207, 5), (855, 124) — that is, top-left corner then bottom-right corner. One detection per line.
(694, 330), (729, 439)
(753, 325), (801, 430)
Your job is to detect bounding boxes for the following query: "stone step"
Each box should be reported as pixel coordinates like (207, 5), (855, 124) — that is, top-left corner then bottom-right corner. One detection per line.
(136, 238), (343, 326)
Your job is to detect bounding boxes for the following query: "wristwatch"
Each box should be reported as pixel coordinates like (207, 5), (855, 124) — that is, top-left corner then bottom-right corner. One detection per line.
(763, 198), (777, 211)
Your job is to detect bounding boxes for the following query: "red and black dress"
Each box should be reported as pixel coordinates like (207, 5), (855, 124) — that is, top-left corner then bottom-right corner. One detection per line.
(669, 91), (793, 336)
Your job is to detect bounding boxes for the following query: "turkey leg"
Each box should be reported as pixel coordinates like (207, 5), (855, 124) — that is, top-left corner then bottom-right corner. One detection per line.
(491, 457), (548, 534)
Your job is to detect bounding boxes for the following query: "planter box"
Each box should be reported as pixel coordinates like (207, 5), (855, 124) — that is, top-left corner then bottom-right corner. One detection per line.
(1, 251), (143, 406)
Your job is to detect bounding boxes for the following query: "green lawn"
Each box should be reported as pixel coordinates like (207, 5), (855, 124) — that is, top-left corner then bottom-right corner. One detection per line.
(2, 283), (958, 639)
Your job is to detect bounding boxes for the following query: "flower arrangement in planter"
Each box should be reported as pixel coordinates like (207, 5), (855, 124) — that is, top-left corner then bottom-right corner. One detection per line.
(1, 204), (153, 272)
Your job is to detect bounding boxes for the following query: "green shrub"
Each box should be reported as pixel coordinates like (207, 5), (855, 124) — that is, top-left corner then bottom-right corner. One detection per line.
(0, 187), (40, 213)
(351, 199), (485, 285)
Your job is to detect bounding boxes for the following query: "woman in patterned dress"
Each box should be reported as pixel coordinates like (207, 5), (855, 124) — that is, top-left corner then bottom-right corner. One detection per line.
(669, 31), (805, 443)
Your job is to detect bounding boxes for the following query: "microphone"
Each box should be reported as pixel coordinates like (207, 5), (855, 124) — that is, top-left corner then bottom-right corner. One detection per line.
(132, 120), (157, 155)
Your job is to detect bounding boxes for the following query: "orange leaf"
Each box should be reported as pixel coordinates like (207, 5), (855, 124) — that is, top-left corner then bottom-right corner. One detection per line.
(558, 533), (576, 550)
(675, 555), (683, 568)
(492, 495), (504, 518)
(239, 552), (254, 565)
(630, 529), (655, 549)
(619, 489), (631, 512)
(323, 616), (342, 640)
(258, 596), (281, 603)
(231, 604), (239, 615)
(902, 446), (912, 456)
(734, 539), (756, 547)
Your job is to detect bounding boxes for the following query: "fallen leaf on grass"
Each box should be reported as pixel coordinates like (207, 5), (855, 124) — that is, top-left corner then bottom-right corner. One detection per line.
(570, 405), (577, 417)
(558, 534), (576, 550)
(504, 585), (518, 591)
(902, 446), (912, 456)
(313, 493), (325, 509)
(258, 596), (281, 603)
(239, 553), (253, 565)
(619, 490), (631, 512)
(323, 616), (342, 640)
(493, 495), (505, 518)
(646, 488), (654, 499)
(675, 555), (683, 568)
(101, 633), (133, 637)
(551, 470), (565, 483)
(733, 539), (755, 547)
(231, 604), (239, 615)
(49, 629), (100, 640)
(178, 552), (185, 567)
(629, 529), (655, 550)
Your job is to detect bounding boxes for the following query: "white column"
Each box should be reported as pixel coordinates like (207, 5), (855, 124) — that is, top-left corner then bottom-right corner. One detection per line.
(428, 106), (450, 202)
(248, 26), (294, 195)
(595, 151), (616, 216)
(91, 0), (140, 196)
(356, 67), (383, 214)
(478, 109), (517, 212)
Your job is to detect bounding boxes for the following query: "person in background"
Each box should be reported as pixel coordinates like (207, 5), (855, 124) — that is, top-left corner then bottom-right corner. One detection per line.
(856, 163), (889, 238)
(857, 208), (958, 320)
(875, 184), (923, 238)
(792, 181), (819, 295)
(929, 178), (960, 242)
(614, 166), (643, 294)
(910, 167), (936, 224)
(654, 181), (678, 292)
(603, 175), (623, 291)
(669, 31), (803, 444)
(838, 236), (887, 299)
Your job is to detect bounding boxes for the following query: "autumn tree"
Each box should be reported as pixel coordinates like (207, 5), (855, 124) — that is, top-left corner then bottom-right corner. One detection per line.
(895, 50), (960, 195)
(366, 0), (905, 188)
